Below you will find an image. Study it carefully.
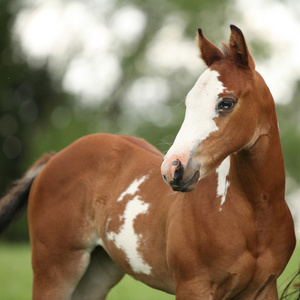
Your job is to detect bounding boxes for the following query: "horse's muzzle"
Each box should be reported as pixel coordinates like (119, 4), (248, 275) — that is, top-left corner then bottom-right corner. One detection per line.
(161, 158), (200, 192)
(169, 170), (199, 192)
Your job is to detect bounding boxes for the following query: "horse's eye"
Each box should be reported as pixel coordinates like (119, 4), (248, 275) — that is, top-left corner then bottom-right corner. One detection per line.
(217, 98), (236, 112)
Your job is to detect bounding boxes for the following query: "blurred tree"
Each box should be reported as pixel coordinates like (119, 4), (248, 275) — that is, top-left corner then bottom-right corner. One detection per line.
(104, 0), (232, 151)
(0, 0), (84, 241)
(277, 81), (300, 189)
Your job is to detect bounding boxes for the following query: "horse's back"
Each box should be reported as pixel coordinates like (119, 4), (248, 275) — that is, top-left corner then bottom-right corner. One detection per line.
(28, 133), (164, 224)
(30, 133), (162, 190)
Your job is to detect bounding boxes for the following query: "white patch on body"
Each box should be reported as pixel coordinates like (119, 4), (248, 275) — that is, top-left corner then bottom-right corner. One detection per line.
(117, 175), (147, 202)
(107, 195), (151, 275)
(216, 156), (231, 210)
(166, 69), (225, 157)
(107, 175), (151, 275)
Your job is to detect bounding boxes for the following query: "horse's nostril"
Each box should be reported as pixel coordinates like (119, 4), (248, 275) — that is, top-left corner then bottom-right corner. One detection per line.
(172, 160), (182, 169)
(173, 164), (184, 181)
(170, 159), (184, 182)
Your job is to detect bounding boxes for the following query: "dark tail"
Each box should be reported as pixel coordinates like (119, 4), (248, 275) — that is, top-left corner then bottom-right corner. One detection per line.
(0, 152), (55, 235)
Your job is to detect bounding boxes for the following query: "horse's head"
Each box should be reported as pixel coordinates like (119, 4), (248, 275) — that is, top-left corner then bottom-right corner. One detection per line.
(161, 25), (274, 192)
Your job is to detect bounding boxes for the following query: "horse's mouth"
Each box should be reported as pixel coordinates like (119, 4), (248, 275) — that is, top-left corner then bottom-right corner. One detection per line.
(170, 171), (200, 192)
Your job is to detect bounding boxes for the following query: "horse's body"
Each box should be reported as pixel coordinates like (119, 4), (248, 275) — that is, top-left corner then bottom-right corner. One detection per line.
(0, 26), (295, 300)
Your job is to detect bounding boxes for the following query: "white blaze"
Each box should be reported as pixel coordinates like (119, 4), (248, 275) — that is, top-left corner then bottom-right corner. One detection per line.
(216, 156), (231, 208)
(167, 69), (225, 156)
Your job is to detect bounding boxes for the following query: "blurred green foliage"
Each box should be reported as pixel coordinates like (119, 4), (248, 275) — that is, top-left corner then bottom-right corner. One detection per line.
(277, 81), (300, 188)
(0, 0), (299, 242)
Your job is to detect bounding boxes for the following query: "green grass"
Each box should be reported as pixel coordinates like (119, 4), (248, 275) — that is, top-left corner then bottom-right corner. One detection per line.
(0, 243), (32, 300)
(0, 243), (173, 300)
(0, 242), (299, 299)
(277, 241), (300, 297)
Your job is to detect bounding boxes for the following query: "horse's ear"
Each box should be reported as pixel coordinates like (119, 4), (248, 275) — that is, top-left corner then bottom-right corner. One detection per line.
(197, 28), (224, 67)
(229, 25), (255, 70)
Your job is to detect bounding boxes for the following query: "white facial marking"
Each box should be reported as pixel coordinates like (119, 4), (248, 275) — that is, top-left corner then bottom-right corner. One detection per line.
(167, 69), (225, 157)
(107, 195), (151, 275)
(117, 175), (147, 202)
(216, 156), (231, 209)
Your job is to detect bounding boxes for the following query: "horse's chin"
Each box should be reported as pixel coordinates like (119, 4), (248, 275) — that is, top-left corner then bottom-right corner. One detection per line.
(176, 165), (214, 192)
(197, 167), (211, 181)
(170, 170), (200, 193)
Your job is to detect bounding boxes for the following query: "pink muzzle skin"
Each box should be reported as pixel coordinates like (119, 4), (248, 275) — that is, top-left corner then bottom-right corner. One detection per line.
(161, 154), (200, 192)
(161, 154), (188, 183)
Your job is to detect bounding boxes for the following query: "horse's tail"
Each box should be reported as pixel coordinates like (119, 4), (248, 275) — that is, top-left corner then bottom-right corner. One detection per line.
(0, 152), (55, 235)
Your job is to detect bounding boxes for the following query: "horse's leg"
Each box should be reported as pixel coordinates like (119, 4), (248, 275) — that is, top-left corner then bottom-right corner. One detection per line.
(174, 279), (212, 300)
(72, 247), (125, 300)
(258, 282), (278, 300)
(31, 242), (91, 300)
(29, 191), (99, 299)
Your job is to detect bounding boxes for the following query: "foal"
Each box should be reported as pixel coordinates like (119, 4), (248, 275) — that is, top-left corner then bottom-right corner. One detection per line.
(0, 25), (295, 300)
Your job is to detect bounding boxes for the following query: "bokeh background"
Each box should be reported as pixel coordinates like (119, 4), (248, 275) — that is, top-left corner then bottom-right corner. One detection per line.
(0, 0), (299, 298)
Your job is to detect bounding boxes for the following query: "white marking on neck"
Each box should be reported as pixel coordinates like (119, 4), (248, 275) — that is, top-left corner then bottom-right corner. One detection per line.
(216, 156), (231, 211)
(167, 69), (225, 156)
(107, 195), (151, 275)
(117, 175), (147, 202)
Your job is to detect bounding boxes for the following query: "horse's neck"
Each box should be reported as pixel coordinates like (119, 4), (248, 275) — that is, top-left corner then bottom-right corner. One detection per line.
(232, 123), (285, 207)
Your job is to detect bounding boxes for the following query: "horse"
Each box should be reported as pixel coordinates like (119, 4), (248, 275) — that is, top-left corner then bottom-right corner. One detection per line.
(0, 25), (296, 300)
